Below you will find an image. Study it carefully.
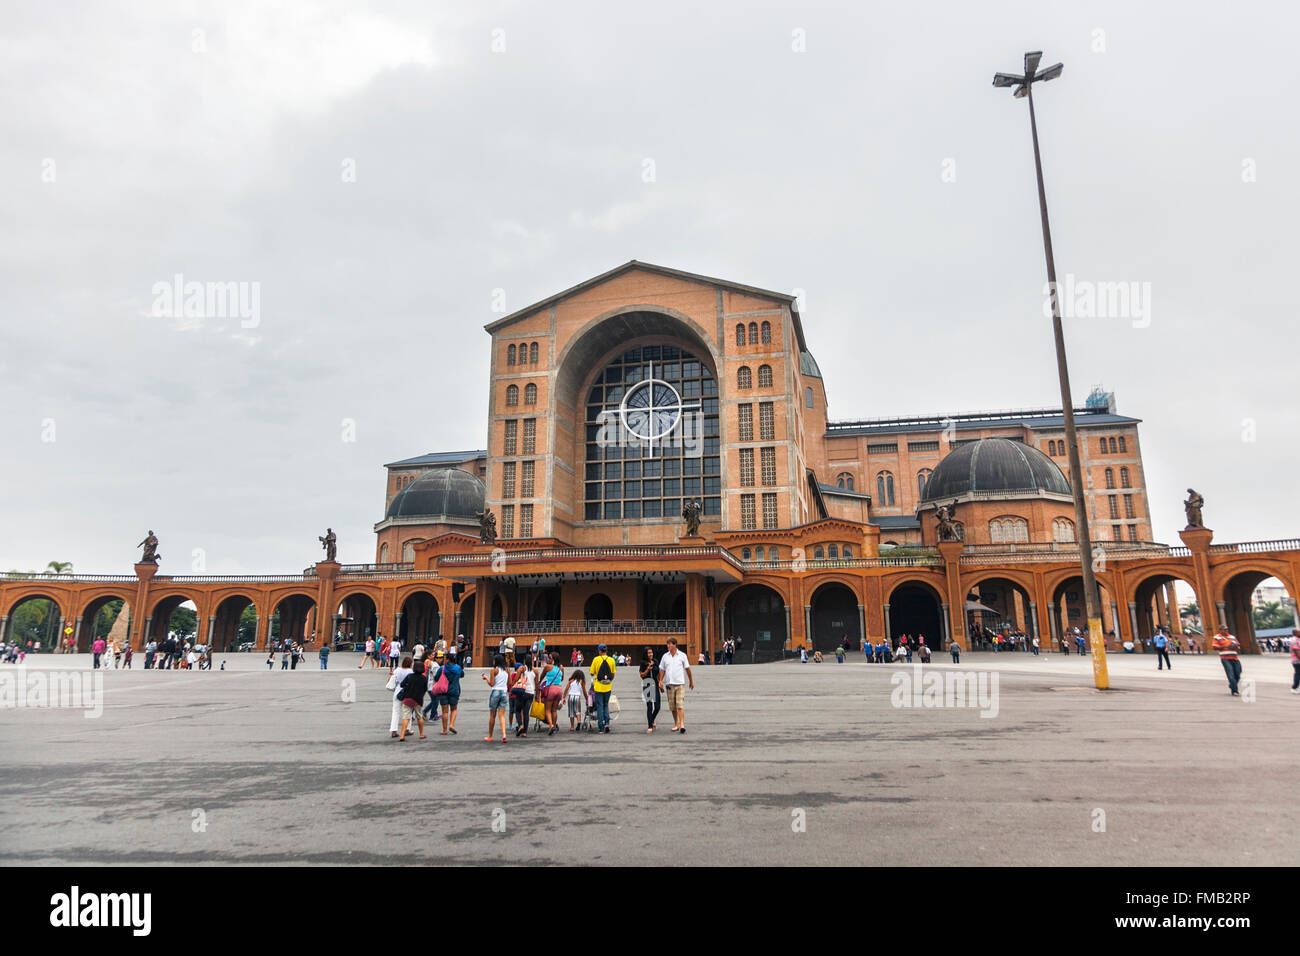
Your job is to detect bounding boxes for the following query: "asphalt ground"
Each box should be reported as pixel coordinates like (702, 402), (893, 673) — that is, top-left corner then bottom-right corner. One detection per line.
(0, 649), (1295, 865)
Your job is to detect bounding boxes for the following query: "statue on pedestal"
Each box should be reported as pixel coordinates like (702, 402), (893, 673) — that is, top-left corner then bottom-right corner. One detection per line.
(477, 509), (497, 546)
(682, 498), (702, 537)
(319, 528), (337, 562)
(137, 530), (160, 564)
(936, 503), (962, 542)
(1183, 489), (1205, 529)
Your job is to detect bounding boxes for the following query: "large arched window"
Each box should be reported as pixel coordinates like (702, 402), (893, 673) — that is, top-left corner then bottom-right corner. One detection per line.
(1108, 437), (1117, 454)
(758, 364), (772, 387)
(876, 471), (895, 506)
(1098, 437), (1107, 455)
(582, 344), (720, 522)
(835, 472), (854, 490)
(401, 539), (417, 561)
(827, 544), (839, 559)
(507, 344), (517, 366)
(1104, 467), (1115, 489)
(379, 542), (390, 563)
(748, 322), (758, 344)
(1120, 466), (1130, 488)
(735, 324), (745, 346)
(917, 469), (932, 499)
(760, 321), (771, 343)
(989, 517), (1029, 544)
(524, 383), (537, 405)
(1118, 436), (1127, 453)
(1053, 517), (1076, 543)
(737, 366), (752, 389)
(742, 547), (752, 561)
(506, 384), (519, 406)
(529, 342), (539, 364)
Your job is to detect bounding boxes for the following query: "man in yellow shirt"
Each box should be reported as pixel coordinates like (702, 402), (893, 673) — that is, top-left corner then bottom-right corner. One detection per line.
(590, 643), (617, 733)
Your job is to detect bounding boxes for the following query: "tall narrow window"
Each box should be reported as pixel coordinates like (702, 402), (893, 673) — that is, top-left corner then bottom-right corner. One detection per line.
(1128, 524), (1138, 542)
(501, 505), (515, 539)
(735, 324), (745, 346)
(506, 384), (519, 407)
(1109, 495), (1119, 519)
(1099, 438), (1107, 455)
(519, 503), (533, 537)
(529, 342), (539, 364)
(760, 446), (776, 486)
(507, 344), (516, 366)
(917, 469), (932, 499)
(504, 420), (518, 455)
(741, 494), (756, 530)
(748, 322), (758, 344)
(760, 321), (771, 343)
(524, 383), (537, 405)
(739, 448), (755, 486)
(805, 386), (814, 408)
(502, 461), (516, 498)
(1118, 436), (1127, 453)
(758, 402), (774, 440)
(1124, 494), (1134, 519)
(1120, 467), (1130, 488)
(737, 366), (752, 389)
(1053, 518), (1075, 542)
(828, 544), (839, 559)
(876, 471), (895, 506)
(1109, 437), (1117, 454)
(738, 404), (754, 442)
(521, 460), (535, 497)
(1104, 467), (1114, 489)
(758, 364), (772, 387)
(762, 492), (777, 529)
(522, 419), (536, 455)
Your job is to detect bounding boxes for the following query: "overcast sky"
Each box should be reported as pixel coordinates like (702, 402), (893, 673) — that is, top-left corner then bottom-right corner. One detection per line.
(2, 0), (1296, 574)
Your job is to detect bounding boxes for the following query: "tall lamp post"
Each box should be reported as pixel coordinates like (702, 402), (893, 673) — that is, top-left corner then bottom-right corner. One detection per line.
(993, 50), (1110, 689)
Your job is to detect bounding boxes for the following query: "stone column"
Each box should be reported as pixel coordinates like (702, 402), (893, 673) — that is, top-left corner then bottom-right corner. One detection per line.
(803, 605), (812, 649)
(1216, 600), (1228, 630)
(1110, 602), (1121, 644)
(940, 604), (951, 644)
(857, 604), (866, 647)
(1128, 602), (1140, 648)
(0, 616), (7, 644)
(394, 611), (403, 642)
(132, 561), (159, 650)
(1167, 583), (1184, 636)
(937, 539), (965, 645)
(783, 605), (791, 656)
(883, 603), (892, 643)
(206, 616), (215, 647)
(74, 615), (84, 653)
(1028, 602), (1039, 640)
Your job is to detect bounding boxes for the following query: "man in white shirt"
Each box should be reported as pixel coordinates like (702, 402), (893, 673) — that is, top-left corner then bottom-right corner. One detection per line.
(657, 638), (695, 734)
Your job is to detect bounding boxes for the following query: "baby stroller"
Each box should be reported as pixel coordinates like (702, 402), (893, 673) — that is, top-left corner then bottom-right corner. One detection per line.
(580, 688), (620, 732)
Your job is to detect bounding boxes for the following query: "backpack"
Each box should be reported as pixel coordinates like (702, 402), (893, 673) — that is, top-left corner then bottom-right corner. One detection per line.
(595, 657), (613, 684)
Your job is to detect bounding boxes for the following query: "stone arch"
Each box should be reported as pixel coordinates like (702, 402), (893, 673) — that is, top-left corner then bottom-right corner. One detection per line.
(332, 586), (382, 649)
(146, 592), (205, 644)
(884, 578), (945, 650)
(398, 590), (441, 645)
(724, 583), (788, 663)
(1125, 567), (1203, 651)
(269, 591), (318, 648)
(1, 591), (71, 650)
(211, 592), (260, 651)
(1212, 563), (1299, 653)
(808, 580), (861, 652)
(961, 571), (1037, 647)
(73, 589), (134, 652)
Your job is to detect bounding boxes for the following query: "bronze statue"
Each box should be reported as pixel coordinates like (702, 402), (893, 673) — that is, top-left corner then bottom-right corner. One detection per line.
(935, 503), (962, 542)
(682, 499), (702, 537)
(137, 530), (160, 564)
(1184, 488), (1205, 529)
(318, 528), (337, 562)
(477, 509), (497, 545)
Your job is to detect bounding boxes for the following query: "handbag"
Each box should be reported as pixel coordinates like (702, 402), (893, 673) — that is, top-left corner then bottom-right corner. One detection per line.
(384, 673), (397, 691)
(529, 699), (547, 721)
(429, 665), (449, 697)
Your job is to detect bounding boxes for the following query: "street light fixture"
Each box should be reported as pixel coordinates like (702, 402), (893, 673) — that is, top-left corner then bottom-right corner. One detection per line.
(993, 50), (1110, 690)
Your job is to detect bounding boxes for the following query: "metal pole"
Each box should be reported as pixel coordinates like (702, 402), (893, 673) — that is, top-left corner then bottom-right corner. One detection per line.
(1027, 81), (1109, 689)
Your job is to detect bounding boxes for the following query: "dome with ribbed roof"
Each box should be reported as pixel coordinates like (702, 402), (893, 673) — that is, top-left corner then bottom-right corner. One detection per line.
(921, 438), (1069, 502)
(386, 468), (485, 520)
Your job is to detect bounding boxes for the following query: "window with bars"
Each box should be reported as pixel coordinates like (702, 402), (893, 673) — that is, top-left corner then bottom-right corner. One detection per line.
(521, 460), (535, 497)
(502, 461), (516, 498)
(735, 324), (745, 346)
(1128, 524), (1138, 542)
(523, 419), (536, 454)
(506, 384), (519, 406)
(504, 420), (517, 455)
(876, 471), (895, 506)
(1118, 436), (1127, 453)
(760, 446), (776, 486)
(1109, 495), (1119, 519)
(501, 504), (515, 538)
(1109, 437), (1117, 454)
(1098, 438), (1107, 455)
(1120, 467), (1130, 488)
(520, 503), (533, 537)
(507, 345), (516, 366)
(759, 402), (774, 440)
(907, 440), (939, 452)
(738, 404), (754, 442)
(741, 494), (756, 530)
(758, 364), (772, 387)
(747, 322), (758, 344)
(1105, 468), (1114, 489)
(529, 342), (539, 364)
(739, 448), (754, 486)
(524, 383), (537, 405)
(1124, 494), (1134, 519)
(762, 492), (777, 529)
(867, 442), (898, 454)
(738, 366), (752, 389)
(760, 321), (771, 343)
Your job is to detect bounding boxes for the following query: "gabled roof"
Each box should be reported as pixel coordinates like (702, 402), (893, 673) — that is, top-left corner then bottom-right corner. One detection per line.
(484, 260), (809, 352)
(817, 481), (872, 502)
(384, 449), (486, 469)
(872, 515), (921, 530)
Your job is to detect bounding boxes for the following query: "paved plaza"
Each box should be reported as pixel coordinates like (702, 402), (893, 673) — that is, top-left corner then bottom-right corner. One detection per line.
(0, 651), (1295, 866)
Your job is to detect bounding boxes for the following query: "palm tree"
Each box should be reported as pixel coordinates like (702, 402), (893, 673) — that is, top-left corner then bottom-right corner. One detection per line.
(46, 560), (73, 575)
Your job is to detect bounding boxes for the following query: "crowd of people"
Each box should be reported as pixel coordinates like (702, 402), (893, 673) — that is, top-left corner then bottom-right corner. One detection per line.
(383, 637), (695, 742)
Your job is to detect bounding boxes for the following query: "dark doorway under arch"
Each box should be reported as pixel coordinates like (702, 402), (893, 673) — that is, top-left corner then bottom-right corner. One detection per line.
(890, 584), (943, 650)
(809, 583), (860, 652)
(724, 584), (787, 663)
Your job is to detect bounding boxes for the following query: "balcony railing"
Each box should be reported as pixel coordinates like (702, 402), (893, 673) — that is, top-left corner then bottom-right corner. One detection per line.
(305, 562), (414, 576)
(1209, 539), (1300, 554)
(486, 619), (686, 636)
(440, 545), (743, 569)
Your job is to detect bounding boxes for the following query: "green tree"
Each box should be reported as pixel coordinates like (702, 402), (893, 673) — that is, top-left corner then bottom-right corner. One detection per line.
(1253, 601), (1294, 630)
(238, 604), (258, 644)
(167, 606), (198, 640)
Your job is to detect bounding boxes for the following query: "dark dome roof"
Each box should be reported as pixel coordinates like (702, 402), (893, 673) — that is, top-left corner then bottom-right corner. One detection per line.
(921, 438), (1070, 502)
(386, 467), (485, 520)
(800, 351), (822, 378)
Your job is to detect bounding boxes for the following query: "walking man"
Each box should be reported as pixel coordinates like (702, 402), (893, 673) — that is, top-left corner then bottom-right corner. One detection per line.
(1289, 628), (1300, 694)
(1153, 628), (1171, 671)
(590, 644), (616, 733)
(1211, 624), (1242, 697)
(658, 637), (694, 734)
